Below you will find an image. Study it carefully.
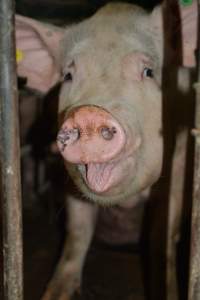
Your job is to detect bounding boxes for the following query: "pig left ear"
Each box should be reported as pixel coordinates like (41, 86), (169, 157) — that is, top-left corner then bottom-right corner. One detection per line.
(15, 15), (65, 93)
(151, 0), (197, 68)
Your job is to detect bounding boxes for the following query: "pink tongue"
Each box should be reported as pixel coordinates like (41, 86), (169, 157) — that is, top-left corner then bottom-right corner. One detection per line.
(86, 163), (114, 193)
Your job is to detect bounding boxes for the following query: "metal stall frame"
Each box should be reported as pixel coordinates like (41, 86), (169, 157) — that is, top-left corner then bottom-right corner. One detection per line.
(0, 0), (23, 300)
(188, 1), (200, 299)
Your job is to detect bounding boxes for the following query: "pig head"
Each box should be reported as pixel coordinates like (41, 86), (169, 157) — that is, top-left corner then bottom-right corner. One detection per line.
(15, 1), (197, 206)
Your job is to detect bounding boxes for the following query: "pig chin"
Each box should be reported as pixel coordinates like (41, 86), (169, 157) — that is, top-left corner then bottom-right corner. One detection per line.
(66, 145), (161, 205)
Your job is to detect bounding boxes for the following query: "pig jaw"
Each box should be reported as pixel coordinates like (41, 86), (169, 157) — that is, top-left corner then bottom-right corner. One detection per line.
(63, 128), (162, 206)
(64, 121), (163, 205)
(65, 152), (161, 206)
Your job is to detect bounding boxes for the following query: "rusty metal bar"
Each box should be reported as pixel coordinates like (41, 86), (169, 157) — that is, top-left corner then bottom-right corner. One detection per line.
(188, 1), (200, 299)
(0, 0), (24, 299)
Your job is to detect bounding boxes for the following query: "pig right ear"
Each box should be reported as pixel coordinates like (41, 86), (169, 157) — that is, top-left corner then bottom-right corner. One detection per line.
(16, 15), (65, 93)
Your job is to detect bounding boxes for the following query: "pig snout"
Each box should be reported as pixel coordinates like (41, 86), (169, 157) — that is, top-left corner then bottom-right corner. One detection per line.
(57, 105), (126, 164)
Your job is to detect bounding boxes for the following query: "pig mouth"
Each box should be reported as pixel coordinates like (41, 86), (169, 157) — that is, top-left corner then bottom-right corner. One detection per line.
(78, 162), (116, 193)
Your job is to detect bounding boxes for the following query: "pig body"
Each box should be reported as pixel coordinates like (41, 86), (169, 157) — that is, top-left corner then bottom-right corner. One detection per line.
(15, 2), (197, 299)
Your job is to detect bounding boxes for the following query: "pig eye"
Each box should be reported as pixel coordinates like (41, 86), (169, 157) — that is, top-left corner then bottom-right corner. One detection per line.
(143, 67), (153, 78)
(63, 72), (73, 82)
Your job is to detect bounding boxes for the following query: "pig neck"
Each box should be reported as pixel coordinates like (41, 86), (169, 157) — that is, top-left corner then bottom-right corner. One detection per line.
(117, 187), (151, 209)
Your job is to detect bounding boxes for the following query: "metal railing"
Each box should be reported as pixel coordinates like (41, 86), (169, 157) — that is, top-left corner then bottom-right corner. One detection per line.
(188, 1), (200, 299)
(0, 0), (23, 299)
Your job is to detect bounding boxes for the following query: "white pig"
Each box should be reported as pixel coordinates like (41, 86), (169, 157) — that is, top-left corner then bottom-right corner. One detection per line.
(16, 1), (197, 299)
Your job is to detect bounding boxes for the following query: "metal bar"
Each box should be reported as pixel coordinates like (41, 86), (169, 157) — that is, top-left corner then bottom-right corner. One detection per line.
(188, 1), (200, 299)
(0, 0), (24, 299)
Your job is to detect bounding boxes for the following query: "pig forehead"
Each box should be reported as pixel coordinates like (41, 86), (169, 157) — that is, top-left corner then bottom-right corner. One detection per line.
(61, 31), (157, 67)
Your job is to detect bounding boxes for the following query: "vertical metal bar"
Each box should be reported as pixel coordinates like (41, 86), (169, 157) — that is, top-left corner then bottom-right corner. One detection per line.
(188, 1), (200, 299)
(0, 0), (23, 299)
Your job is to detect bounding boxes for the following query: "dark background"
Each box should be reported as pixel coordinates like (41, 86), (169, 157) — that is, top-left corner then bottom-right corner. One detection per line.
(16, 0), (162, 20)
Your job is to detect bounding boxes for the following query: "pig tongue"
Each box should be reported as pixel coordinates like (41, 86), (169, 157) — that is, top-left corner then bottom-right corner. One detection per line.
(86, 163), (114, 193)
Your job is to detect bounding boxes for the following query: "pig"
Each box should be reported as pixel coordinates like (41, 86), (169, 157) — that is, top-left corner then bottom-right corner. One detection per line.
(15, 1), (197, 299)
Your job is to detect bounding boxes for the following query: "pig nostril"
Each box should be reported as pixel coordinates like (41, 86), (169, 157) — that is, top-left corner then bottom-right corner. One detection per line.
(101, 126), (117, 141)
(57, 127), (80, 151)
(68, 128), (80, 140)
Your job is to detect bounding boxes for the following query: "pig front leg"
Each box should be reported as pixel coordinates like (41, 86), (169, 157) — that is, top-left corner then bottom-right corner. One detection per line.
(41, 195), (98, 300)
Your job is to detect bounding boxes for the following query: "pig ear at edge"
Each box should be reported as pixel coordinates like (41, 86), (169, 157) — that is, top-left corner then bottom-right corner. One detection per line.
(15, 15), (65, 93)
(151, 0), (197, 68)
(179, 0), (197, 67)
